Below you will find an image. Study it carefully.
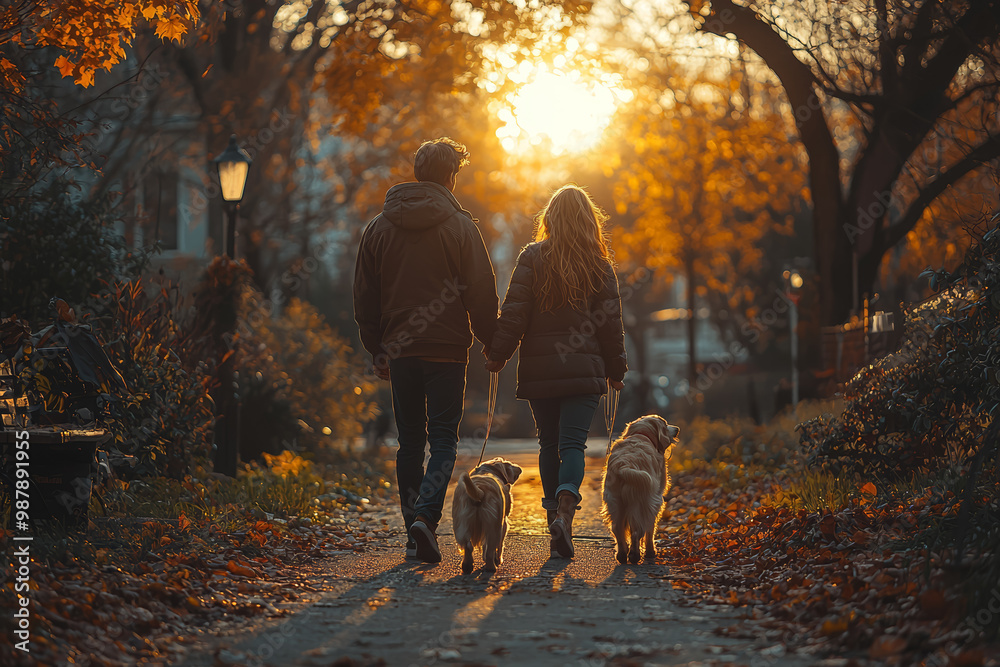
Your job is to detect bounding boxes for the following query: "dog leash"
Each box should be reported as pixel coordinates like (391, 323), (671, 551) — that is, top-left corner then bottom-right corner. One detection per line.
(604, 384), (620, 457)
(476, 371), (500, 466)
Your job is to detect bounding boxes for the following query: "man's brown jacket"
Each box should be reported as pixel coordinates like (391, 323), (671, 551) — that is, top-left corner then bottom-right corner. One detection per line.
(353, 181), (498, 365)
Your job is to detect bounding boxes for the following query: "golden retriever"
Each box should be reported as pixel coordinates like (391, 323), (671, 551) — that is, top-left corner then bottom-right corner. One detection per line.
(451, 457), (522, 573)
(600, 415), (680, 564)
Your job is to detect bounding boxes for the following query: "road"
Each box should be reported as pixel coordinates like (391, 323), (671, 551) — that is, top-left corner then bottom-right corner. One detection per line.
(182, 440), (816, 667)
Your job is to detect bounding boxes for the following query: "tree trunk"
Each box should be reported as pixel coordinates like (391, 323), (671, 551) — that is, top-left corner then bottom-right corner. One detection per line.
(823, 206), (860, 325)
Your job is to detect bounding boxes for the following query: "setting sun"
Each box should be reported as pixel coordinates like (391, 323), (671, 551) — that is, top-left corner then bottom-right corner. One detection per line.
(497, 70), (623, 154)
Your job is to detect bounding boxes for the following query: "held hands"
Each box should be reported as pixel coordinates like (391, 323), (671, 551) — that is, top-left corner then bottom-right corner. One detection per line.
(373, 359), (390, 381)
(485, 358), (505, 373)
(608, 378), (624, 390)
(483, 346), (505, 372)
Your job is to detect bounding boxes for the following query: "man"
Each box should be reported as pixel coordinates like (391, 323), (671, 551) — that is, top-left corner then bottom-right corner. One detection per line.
(353, 138), (498, 563)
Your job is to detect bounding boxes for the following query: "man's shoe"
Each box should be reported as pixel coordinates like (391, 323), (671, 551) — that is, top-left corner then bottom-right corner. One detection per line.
(409, 519), (442, 563)
(405, 538), (418, 560)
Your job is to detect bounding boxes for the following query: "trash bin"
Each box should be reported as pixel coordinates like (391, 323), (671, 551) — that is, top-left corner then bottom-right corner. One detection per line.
(1, 428), (108, 530)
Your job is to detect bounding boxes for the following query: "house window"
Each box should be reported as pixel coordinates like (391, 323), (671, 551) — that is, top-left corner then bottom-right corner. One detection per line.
(142, 171), (179, 250)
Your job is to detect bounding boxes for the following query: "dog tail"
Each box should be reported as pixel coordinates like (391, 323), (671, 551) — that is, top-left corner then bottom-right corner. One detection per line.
(460, 472), (484, 505)
(617, 467), (654, 490)
(616, 467), (656, 513)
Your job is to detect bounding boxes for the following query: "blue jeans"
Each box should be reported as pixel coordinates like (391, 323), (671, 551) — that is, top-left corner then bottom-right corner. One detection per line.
(390, 358), (466, 529)
(528, 394), (601, 510)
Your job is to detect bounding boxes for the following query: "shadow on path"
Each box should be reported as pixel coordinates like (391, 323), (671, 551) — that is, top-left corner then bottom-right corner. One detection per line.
(180, 446), (813, 667)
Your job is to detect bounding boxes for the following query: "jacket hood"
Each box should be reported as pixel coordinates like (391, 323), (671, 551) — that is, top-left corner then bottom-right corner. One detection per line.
(381, 181), (470, 230)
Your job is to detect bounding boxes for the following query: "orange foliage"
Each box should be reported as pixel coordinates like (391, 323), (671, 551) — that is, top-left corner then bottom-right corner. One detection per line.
(1, 0), (200, 90)
(660, 463), (981, 665)
(606, 80), (807, 316)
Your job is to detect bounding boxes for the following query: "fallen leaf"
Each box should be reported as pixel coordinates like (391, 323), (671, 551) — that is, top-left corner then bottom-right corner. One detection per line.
(869, 634), (907, 658)
(226, 560), (256, 578)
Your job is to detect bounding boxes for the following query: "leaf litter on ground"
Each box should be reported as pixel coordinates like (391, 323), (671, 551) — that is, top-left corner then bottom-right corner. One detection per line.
(0, 454), (395, 666)
(657, 459), (999, 667)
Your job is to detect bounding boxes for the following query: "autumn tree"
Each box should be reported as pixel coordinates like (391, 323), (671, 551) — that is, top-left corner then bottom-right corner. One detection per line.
(0, 0), (201, 206)
(68, 0), (594, 294)
(605, 78), (807, 395)
(685, 0), (1000, 325)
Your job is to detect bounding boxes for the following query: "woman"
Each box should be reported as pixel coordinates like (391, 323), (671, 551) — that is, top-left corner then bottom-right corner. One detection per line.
(486, 185), (627, 558)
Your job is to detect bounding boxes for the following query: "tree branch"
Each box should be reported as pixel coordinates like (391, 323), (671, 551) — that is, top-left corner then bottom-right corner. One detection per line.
(845, 1), (999, 257)
(911, 1), (999, 104)
(940, 79), (1000, 117)
(874, 0), (897, 95)
(693, 0), (838, 177)
(899, 0), (939, 84)
(884, 134), (1000, 248)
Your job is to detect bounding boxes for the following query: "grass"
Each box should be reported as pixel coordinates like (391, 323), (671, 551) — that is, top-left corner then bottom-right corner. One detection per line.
(672, 399), (842, 466)
(4, 449), (393, 565)
(95, 452), (391, 524)
(670, 398), (954, 513)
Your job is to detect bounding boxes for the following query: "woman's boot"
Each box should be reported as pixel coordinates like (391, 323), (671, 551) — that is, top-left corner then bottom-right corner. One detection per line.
(546, 509), (559, 557)
(549, 491), (578, 558)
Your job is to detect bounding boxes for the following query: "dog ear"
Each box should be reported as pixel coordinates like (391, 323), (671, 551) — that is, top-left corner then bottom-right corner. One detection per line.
(500, 461), (522, 485)
(655, 418), (679, 455)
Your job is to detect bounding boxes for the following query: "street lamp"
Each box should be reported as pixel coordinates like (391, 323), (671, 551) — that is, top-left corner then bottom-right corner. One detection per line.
(783, 268), (803, 411)
(213, 134), (252, 258)
(211, 135), (251, 478)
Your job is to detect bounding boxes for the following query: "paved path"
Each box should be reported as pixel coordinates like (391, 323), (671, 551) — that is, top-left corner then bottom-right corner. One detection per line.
(183, 441), (814, 667)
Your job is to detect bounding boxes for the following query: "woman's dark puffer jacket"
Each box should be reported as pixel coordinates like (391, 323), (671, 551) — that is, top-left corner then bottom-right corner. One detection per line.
(489, 242), (627, 399)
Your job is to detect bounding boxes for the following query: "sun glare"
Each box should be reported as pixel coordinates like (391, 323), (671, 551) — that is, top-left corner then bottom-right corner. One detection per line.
(497, 70), (624, 154)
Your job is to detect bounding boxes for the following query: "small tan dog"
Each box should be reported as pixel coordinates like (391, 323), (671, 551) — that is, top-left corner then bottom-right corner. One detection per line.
(451, 457), (522, 573)
(601, 415), (680, 564)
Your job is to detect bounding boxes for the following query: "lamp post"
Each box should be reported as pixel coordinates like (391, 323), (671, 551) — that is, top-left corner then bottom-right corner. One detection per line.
(783, 268), (803, 412)
(213, 134), (251, 258)
(210, 135), (251, 477)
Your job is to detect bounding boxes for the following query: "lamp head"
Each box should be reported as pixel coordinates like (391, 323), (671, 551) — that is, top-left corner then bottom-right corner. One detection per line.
(213, 135), (252, 202)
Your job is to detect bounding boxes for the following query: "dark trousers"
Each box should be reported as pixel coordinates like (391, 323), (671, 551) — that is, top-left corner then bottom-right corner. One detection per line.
(389, 357), (466, 530)
(528, 393), (601, 511)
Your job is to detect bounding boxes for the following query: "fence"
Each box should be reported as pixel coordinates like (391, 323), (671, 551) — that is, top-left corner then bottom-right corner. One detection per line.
(820, 311), (902, 384)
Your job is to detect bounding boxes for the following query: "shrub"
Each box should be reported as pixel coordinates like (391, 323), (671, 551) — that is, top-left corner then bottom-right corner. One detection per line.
(238, 296), (377, 455)
(92, 280), (216, 477)
(799, 215), (1000, 632)
(0, 181), (151, 324)
(802, 215), (1000, 478)
(672, 399), (839, 474)
(188, 259), (377, 461)
(0, 180), (212, 478)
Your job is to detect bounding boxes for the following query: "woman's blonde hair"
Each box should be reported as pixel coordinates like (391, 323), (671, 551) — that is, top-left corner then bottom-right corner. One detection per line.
(533, 185), (612, 312)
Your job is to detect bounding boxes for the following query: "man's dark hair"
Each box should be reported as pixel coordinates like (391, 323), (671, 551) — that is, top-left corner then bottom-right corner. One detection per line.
(413, 138), (470, 185)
